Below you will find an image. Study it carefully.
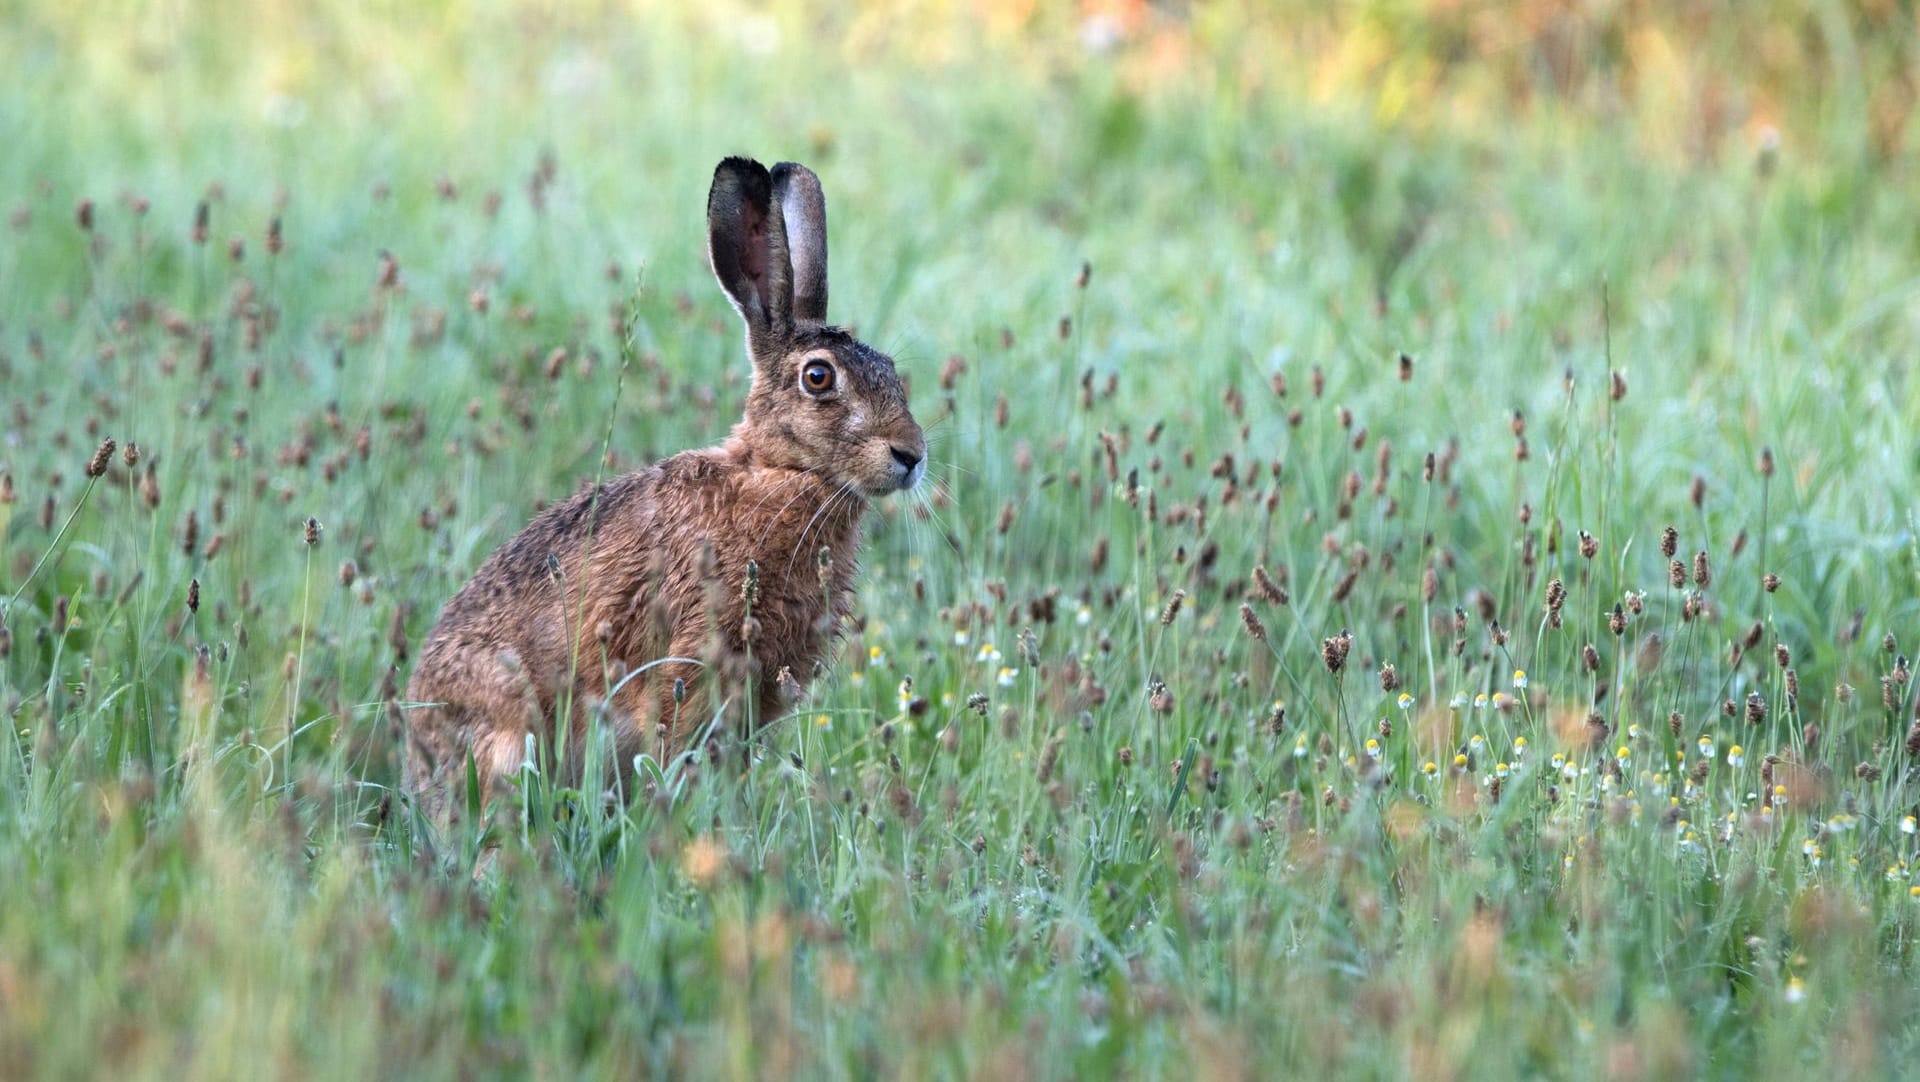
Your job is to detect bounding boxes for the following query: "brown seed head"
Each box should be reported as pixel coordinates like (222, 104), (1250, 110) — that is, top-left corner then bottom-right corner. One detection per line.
(1609, 370), (1627, 401)
(1744, 692), (1766, 726)
(186, 578), (200, 614)
(1159, 590), (1186, 627)
(1758, 446), (1774, 478)
(85, 437), (115, 478)
(1321, 630), (1352, 674)
(1238, 603), (1267, 643)
(1148, 681), (1174, 713)
(1324, 565), (1360, 603)
(1251, 565), (1288, 606)
(1660, 526), (1678, 559)
(1378, 662), (1398, 693)
(303, 516), (321, 546)
(1692, 551), (1711, 589)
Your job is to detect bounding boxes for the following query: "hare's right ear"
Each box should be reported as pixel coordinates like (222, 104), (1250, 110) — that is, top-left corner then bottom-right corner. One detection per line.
(770, 163), (827, 322)
(707, 157), (793, 342)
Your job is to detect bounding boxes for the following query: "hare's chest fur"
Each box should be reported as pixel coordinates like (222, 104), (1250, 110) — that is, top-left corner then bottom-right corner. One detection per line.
(576, 452), (865, 709)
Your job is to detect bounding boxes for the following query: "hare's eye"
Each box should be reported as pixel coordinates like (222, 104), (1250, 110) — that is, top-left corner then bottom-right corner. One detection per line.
(801, 361), (837, 395)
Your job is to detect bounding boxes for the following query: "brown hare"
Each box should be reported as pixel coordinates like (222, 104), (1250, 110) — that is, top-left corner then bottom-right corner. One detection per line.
(405, 156), (926, 825)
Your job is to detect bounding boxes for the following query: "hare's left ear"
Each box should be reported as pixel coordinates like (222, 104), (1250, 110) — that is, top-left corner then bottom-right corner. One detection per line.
(708, 156), (794, 340)
(771, 162), (827, 322)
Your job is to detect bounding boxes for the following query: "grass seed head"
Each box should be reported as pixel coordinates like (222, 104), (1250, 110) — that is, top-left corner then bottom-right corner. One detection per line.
(1322, 630), (1352, 674)
(85, 437), (115, 478)
(1159, 590), (1185, 626)
(1251, 565), (1287, 605)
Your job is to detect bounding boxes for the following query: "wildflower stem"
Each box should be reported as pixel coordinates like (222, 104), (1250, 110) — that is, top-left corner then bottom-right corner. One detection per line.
(289, 539), (313, 792)
(4, 475), (101, 622)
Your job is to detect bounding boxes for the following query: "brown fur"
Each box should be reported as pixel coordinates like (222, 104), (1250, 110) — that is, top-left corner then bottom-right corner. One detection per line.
(404, 158), (923, 825)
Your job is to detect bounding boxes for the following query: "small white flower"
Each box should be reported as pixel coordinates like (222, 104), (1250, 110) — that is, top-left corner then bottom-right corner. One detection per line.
(1511, 668), (1528, 689)
(997, 666), (1018, 687)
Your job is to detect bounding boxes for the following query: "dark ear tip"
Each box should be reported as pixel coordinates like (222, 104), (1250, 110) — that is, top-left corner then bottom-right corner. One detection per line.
(714, 156), (767, 184)
(770, 161), (820, 185)
(710, 157), (772, 210)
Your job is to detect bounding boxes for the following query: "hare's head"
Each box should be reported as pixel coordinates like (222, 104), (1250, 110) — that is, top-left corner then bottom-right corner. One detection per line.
(708, 157), (926, 499)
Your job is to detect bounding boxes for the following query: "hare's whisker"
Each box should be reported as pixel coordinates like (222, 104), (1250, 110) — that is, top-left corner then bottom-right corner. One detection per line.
(789, 480), (857, 576)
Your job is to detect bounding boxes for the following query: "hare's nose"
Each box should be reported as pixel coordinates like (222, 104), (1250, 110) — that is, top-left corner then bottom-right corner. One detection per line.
(890, 446), (922, 472)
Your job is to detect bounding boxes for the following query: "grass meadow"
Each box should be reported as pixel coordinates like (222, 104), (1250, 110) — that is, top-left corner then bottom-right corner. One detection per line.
(3, 2), (1919, 1078)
